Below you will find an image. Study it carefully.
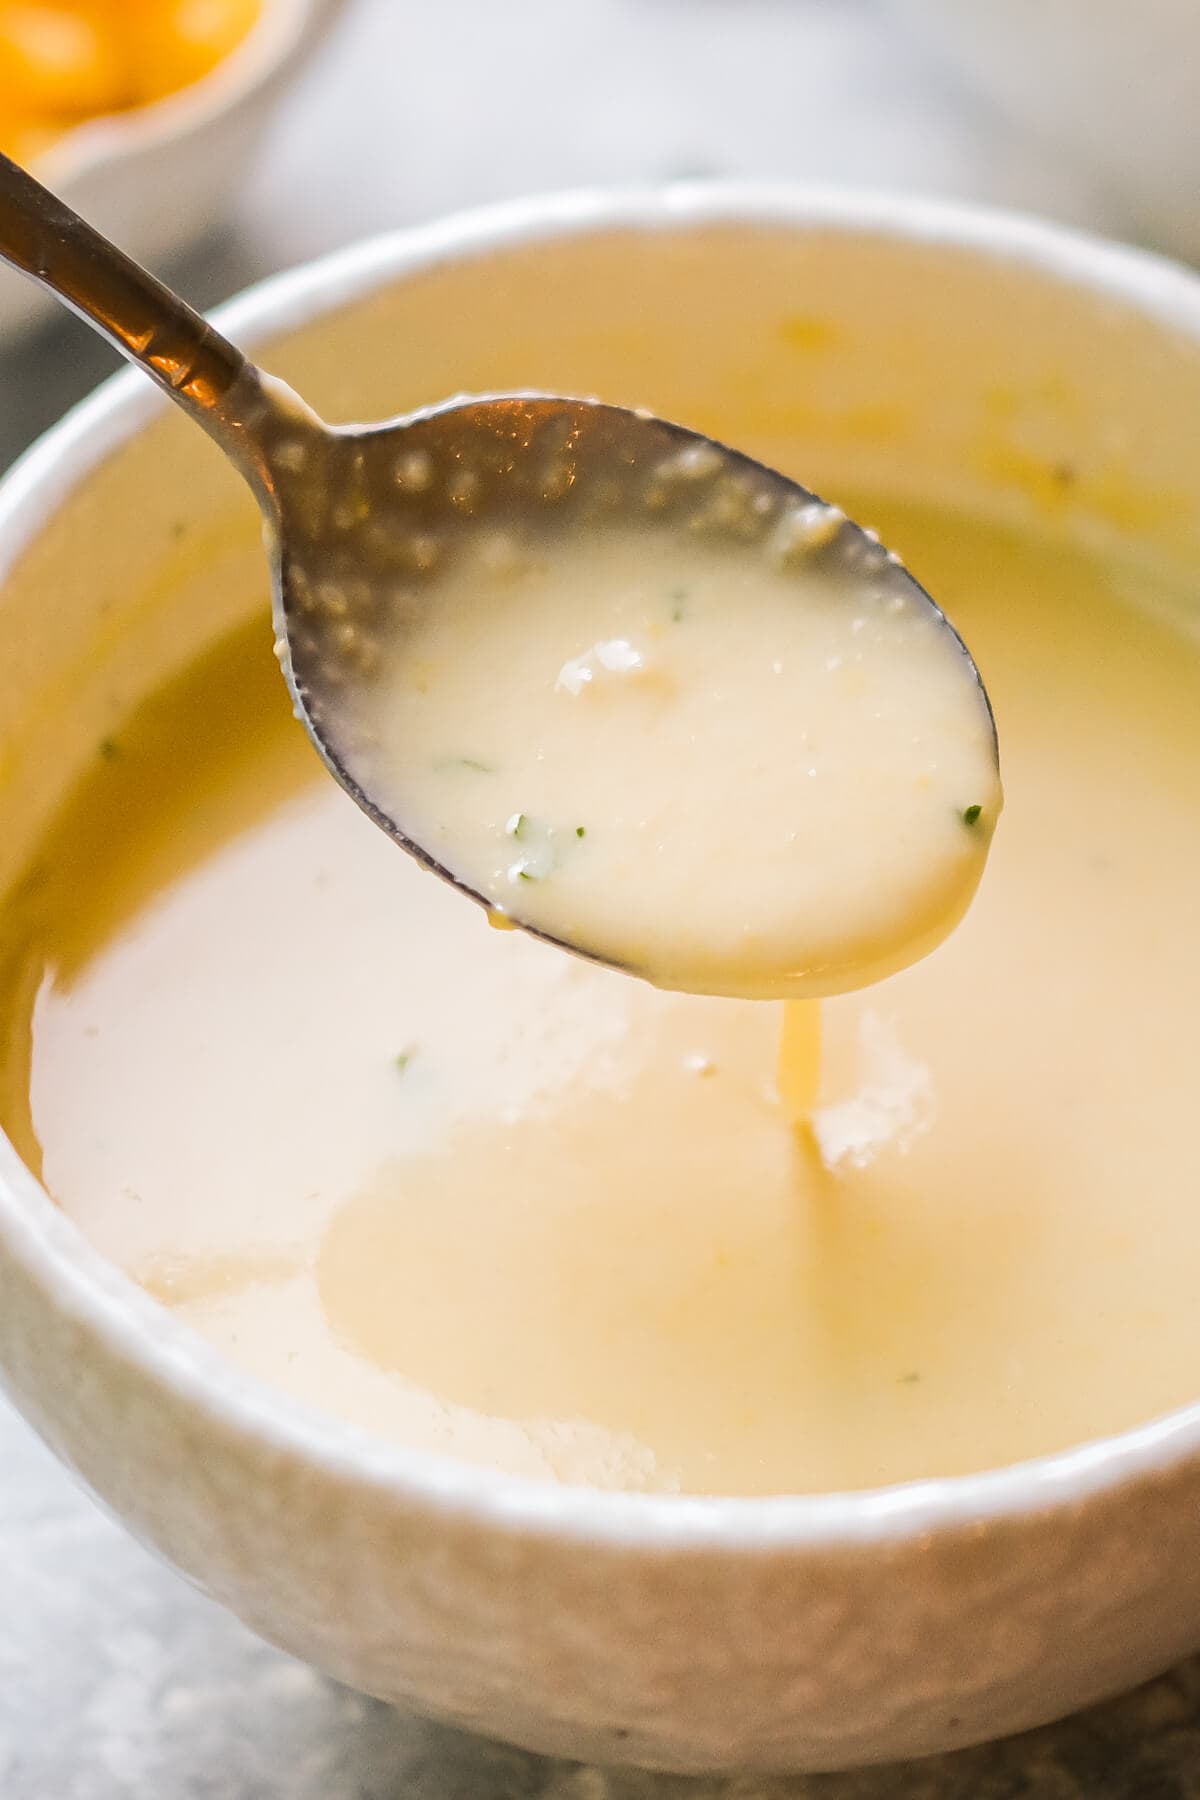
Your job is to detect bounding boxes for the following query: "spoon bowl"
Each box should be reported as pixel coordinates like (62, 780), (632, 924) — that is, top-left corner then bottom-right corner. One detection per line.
(267, 390), (997, 979)
(0, 152), (999, 995)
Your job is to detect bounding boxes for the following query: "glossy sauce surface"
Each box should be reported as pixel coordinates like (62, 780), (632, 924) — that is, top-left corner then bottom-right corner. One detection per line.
(4, 500), (1200, 1495)
(341, 513), (1000, 999)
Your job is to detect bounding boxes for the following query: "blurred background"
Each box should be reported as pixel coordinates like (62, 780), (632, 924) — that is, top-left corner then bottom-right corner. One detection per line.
(2, 2), (1197, 1795)
(1, 0), (1180, 471)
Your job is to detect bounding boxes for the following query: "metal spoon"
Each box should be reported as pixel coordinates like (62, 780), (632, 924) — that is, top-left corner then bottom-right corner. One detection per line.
(0, 154), (997, 979)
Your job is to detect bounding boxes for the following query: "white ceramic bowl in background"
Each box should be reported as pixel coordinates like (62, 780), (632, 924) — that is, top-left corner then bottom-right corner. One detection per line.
(0, 0), (345, 338)
(3, 187), (1200, 1775)
(883, 0), (1200, 260)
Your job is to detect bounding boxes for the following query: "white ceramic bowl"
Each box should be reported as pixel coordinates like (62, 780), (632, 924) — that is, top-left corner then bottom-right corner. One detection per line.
(3, 186), (1200, 1775)
(0, 0), (344, 338)
(883, 0), (1200, 260)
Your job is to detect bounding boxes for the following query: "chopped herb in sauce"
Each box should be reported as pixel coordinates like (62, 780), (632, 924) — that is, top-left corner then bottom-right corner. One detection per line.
(517, 868), (538, 882)
(506, 812), (528, 839)
(98, 737), (120, 761)
(434, 755), (494, 774)
(393, 1047), (417, 1074)
(670, 586), (689, 622)
(575, 825), (586, 838)
(961, 804), (982, 827)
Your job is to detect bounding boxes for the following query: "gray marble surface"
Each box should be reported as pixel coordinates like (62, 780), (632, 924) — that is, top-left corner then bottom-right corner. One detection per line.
(6, 1392), (1200, 1798)
(3, 1), (1200, 1792)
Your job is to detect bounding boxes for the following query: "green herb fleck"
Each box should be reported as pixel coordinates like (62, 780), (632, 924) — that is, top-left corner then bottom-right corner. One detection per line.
(518, 868), (538, 882)
(961, 803), (982, 827)
(434, 754), (494, 774)
(99, 736), (120, 761)
(575, 825), (586, 838)
(393, 1047), (417, 1074)
(669, 586), (689, 622)
(507, 812), (528, 839)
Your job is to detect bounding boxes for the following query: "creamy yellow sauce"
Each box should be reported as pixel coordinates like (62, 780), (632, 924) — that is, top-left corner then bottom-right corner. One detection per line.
(340, 516), (1001, 999)
(776, 999), (822, 1136)
(5, 499), (1200, 1495)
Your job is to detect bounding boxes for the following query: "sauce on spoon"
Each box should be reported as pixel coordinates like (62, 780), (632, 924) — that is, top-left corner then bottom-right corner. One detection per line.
(307, 406), (1002, 1004)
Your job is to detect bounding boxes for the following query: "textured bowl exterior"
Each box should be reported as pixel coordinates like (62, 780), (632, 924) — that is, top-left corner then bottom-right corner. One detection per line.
(4, 187), (1200, 1772)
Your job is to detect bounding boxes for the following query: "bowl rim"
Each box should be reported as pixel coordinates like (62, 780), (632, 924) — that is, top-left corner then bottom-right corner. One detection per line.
(5, 179), (1200, 1554)
(34, 0), (345, 188)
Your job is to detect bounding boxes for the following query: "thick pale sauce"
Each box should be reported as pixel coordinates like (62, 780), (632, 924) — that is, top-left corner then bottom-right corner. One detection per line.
(5, 500), (1200, 1495)
(342, 519), (1001, 999)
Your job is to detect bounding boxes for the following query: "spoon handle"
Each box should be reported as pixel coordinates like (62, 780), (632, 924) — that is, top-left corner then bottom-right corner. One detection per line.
(0, 153), (279, 491)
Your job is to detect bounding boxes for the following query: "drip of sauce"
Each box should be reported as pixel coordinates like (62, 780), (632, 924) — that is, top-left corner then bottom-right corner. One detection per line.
(777, 1000), (822, 1132)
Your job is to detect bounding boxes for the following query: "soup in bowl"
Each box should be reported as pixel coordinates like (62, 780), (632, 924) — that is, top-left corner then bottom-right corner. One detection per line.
(2, 187), (1200, 1772)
